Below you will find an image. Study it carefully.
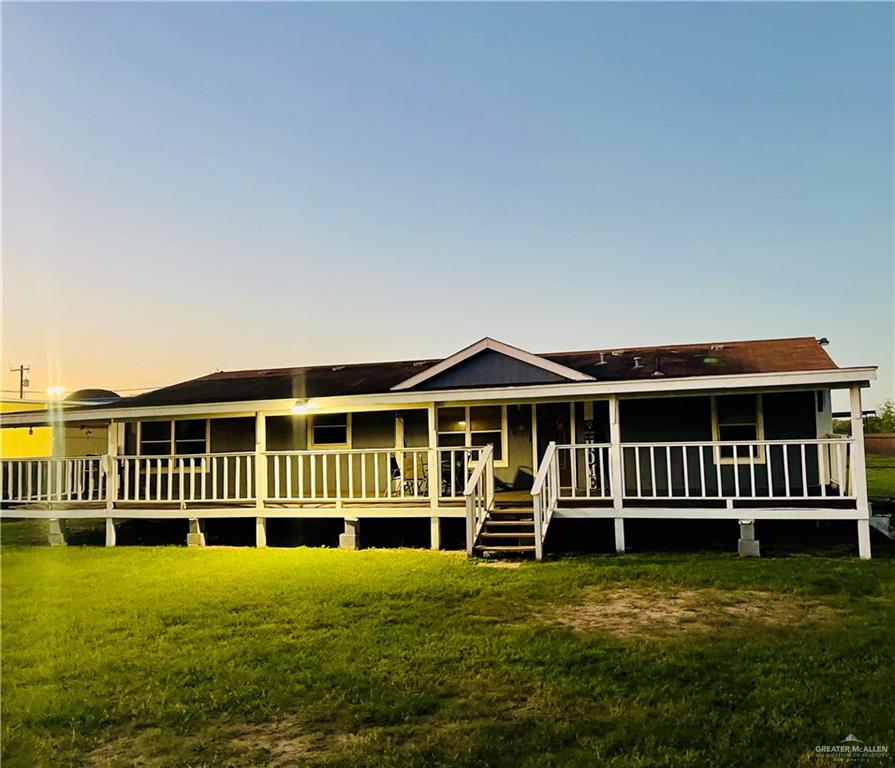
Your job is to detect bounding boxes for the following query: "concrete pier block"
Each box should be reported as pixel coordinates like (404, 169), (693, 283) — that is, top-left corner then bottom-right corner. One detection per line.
(339, 518), (360, 550)
(430, 517), (441, 550)
(255, 517), (267, 548)
(738, 520), (760, 557)
(47, 518), (66, 547)
(105, 518), (116, 547)
(187, 518), (206, 548)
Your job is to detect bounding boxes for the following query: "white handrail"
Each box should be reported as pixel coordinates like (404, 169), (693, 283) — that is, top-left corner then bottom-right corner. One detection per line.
(530, 442), (558, 560)
(463, 444), (494, 556)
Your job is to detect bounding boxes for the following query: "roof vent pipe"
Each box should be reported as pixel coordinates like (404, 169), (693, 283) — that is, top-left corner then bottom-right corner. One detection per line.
(633, 356), (643, 369)
(596, 352), (607, 365)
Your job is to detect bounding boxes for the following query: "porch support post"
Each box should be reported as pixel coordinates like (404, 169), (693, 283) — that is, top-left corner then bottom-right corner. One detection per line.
(105, 420), (121, 514)
(427, 404), (440, 548)
(608, 396), (625, 553)
(849, 385), (871, 559)
(254, 412), (267, 548)
(105, 517), (116, 547)
(340, 518), (360, 550)
(738, 520), (760, 557)
(187, 517), (206, 547)
(47, 518), (66, 547)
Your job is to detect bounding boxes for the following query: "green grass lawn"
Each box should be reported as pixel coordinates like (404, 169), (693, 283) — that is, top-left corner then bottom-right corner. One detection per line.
(867, 454), (895, 498)
(2, 527), (893, 768)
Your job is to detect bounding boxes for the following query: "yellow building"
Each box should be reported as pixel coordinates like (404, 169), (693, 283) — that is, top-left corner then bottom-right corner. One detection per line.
(0, 399), (53, 458)
(1, 391), (117, 458)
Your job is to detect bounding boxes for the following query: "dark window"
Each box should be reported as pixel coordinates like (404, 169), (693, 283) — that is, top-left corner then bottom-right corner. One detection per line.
(469, 405), (502, 460)
(140, 421), (172, 456)
(312, 414), (348, 445)
(175, 420), (207, 455)
(715, 395), (760, 459)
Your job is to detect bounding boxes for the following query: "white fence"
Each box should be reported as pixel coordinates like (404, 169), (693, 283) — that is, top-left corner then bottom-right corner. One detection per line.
(115, 454), (256, 503)
(1, 457), (105, 504)
(620, 438), (855, 500)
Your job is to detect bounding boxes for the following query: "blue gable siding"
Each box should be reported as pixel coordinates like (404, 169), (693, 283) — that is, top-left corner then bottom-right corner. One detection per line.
(415, 349), (569, 390)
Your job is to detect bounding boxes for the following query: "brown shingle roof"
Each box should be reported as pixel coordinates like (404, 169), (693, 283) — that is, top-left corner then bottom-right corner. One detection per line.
(101, 336), (836, 408)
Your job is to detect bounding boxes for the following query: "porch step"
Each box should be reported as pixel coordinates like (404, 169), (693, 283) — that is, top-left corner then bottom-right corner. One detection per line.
(474, 545), (536, 554)
(483, 519), (535, 527)
(472, 502), (537, 558)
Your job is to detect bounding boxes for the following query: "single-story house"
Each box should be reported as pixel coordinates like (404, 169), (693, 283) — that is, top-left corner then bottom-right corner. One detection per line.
(0, 336), (878, 558)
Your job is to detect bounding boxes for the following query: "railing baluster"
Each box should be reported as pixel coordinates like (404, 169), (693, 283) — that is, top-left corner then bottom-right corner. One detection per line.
(682, 445), (690, 498)
(748, 445), (756, 498)
(335, 454), (341, 502)
(800, 443), (808, 497)
(665, 446), (672, 497)
(347, 453), (354, 500)
(837, 442), (846, 493)
(698, 446), (706, 497)
(732, 446), (740, 497)
(634, 447), (642, 498)
(783, 444), (791, 497)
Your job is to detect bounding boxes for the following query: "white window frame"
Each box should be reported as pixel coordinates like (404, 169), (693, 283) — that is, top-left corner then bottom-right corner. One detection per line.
(137, 418), (210, 457)
(436, 404), (508, 468)
(308, 413), (352, 449)
(711, 394), (765, 464)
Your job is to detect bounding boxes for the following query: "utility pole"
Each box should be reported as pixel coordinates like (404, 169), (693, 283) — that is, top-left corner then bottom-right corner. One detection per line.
(9, 365), (30, 399)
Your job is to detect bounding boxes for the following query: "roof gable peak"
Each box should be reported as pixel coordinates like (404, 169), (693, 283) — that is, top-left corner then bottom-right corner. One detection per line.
(390, 337), (594, 391)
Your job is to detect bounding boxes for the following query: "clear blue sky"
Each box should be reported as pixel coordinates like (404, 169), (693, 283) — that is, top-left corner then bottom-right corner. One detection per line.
(2, 2), (892, 408)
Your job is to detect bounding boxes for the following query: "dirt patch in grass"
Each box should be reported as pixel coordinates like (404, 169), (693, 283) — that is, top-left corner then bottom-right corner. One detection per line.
(552, 587), (840, 638)
(87, 719), (345, 768)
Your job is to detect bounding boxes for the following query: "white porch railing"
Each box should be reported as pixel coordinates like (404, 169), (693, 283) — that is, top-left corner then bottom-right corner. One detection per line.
(436, 446), (487, 499)
(620, 438), (856, 500)
(265, 447), (431, 502)
(115, 453), (256, 503)
(531, 442), (558, 560)
(464, 444), (495, 556)
(554, 443), (614, 500)
(1, 456), (105, 504)
(264, 446), (485, 503)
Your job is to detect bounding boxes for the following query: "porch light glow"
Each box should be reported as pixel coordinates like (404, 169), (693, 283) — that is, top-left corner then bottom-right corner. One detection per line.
(291, 400), (319, 415)
(46, 385), (65, 397)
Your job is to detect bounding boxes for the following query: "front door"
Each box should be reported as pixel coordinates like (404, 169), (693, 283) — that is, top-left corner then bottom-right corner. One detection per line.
(536, 403), (572, 486)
